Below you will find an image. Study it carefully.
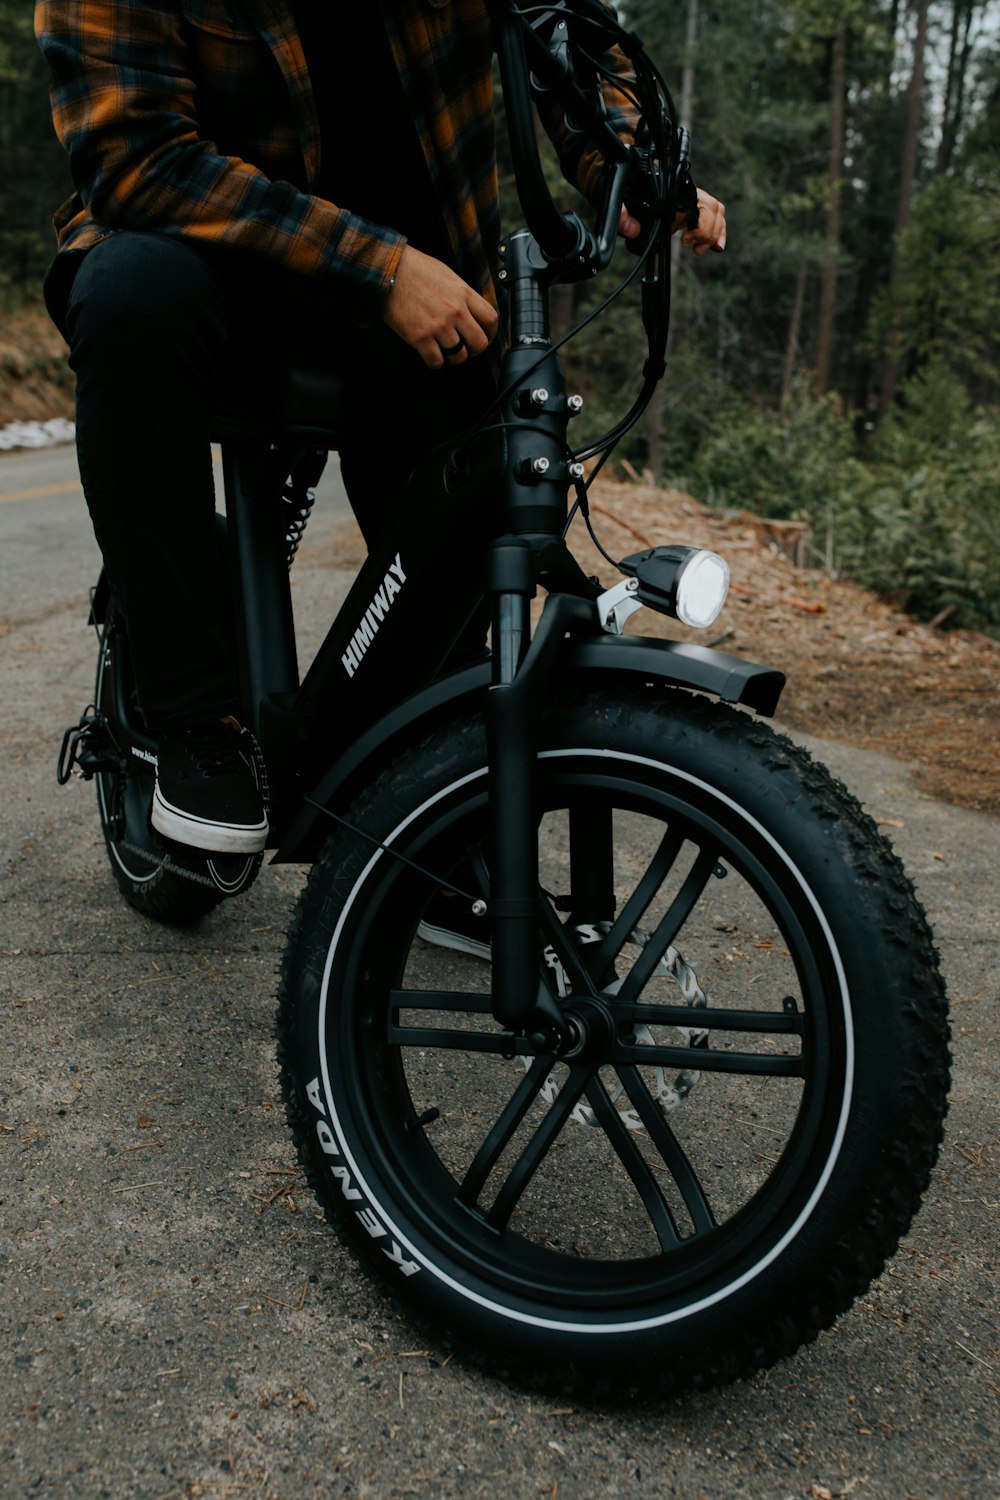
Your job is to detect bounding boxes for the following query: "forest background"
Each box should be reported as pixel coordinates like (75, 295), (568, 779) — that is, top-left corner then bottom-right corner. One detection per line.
(1, 0), (998, 635)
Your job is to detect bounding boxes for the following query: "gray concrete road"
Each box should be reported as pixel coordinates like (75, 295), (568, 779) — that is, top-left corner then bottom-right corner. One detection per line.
(1, 446), (997, 1500)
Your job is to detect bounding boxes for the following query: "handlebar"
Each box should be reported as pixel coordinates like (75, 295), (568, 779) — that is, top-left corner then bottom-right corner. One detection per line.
(473, 0), (701, 501)
(487, 0), (692, 279)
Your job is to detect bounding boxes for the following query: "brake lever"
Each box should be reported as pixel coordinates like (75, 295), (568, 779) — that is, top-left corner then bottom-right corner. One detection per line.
(624, 124), (698, 256)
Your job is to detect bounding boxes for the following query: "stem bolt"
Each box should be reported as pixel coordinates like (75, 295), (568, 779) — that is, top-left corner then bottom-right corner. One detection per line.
(530, 387), (549, 407)
(471, 900), (487, 917)
(569, 462), (585, 480)
(532, 456), (550, 476)
(567, 394), (584, 413)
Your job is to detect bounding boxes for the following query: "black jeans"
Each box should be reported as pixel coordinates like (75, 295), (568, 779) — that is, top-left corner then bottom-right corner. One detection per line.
(64, 230), (495, 730)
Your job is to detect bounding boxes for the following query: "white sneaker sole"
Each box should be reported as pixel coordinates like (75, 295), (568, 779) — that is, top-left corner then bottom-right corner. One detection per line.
(416, 920), (491, 963)
(151, 785), (268, 854)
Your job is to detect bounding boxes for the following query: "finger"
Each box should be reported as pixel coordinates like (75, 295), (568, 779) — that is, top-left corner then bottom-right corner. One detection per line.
(456, 321), (488, 358)
(455, 306), (496, 359)
(468, 292), (499, 338)
(420, 339), (446, 370)
(433, 329), (471, 366)
(698, 221), (726, 253)
(618, 206), (642, 239)
(682, 221), (725, 254)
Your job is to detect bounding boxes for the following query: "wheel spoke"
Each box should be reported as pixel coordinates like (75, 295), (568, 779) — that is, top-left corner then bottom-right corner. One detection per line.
(486, 1062), (593, 1230)
(628, 1002), (803, 1037)
(391, 988), (493, 1016)
(389, 987), (529, 1054)
(459, 1053), (557, 1206)
(392, 1028), (536, 1055)
(622, 998), (804, 1075)
(583, 1073), (682, 1249)
(592, 824), (687, 972)
(615, 844), (720, 1008)
(615, 1065), (717, 1234)
(614, 1040), (804, 1078)
(465, 844), (491, 898)
(534, 889), (599, 997)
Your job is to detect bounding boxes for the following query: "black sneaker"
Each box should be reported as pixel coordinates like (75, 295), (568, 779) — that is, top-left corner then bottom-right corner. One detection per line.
(417, 889), (491, 962)
(151, 717), (268, 854)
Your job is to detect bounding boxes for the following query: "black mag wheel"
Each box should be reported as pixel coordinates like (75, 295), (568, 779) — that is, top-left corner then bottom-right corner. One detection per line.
(94, 608), (260, 924)
(279, 686), (949, 1395)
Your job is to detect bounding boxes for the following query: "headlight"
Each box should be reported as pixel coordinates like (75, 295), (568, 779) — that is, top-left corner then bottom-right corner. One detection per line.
(619, 545), (730, 630)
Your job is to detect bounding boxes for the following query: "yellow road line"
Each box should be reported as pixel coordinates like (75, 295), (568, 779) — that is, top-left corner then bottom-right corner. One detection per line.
(0, 478), (82, 504)
(1, 449), (220, 505)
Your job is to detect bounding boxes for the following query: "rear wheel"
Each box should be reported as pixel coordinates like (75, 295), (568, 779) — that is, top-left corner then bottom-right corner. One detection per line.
(94, 608), (259, 924)
(279, 686), (949, 1394)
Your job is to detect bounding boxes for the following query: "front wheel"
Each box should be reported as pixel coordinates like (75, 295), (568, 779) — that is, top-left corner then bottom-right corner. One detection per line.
(279, 686), (949, 1395)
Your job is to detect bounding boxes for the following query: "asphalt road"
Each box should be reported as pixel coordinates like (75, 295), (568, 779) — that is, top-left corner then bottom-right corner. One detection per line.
(1, 444), (997, 1500)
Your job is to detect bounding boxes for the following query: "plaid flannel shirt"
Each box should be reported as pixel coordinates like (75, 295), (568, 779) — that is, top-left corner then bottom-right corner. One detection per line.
(35, 0), (637, 325)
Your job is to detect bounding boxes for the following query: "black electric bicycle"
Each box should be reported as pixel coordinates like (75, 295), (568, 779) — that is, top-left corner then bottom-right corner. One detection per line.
(59, 0), (949, 1396)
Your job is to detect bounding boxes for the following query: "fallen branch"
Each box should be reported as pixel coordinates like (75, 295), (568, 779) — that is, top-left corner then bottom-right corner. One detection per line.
(588, 502), (655, 549)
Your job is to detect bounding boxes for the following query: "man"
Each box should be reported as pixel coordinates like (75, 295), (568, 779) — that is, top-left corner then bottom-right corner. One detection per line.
(35, 0), (725, 859)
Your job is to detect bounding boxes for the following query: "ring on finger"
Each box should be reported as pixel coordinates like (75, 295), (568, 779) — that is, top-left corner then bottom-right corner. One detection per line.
(440, 337), (465, 358)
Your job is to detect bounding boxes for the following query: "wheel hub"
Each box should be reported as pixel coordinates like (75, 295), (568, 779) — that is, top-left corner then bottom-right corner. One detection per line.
(559, 994), (617, 1063)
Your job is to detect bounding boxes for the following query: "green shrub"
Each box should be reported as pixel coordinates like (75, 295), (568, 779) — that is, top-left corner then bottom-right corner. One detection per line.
(851, 364), (1000, 630)
(685, 380), (869, 562)
(680, 371), (1000, 635)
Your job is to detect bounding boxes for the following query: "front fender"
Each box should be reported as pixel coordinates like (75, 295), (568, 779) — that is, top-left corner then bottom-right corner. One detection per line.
(272, 633), (784, 864)
(565, 633), (785, 716)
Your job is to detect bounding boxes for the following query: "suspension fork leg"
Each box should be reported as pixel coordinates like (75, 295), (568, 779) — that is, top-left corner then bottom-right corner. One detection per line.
(485, 541), (551, 1036)
(567, 807), (618, 988)
(569, 809), (616, 927)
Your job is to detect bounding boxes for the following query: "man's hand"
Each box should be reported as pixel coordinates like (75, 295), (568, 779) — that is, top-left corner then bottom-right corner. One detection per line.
(674, 188), (726, 255)
(618, 205), (642, 240)
(382, 245), (499, 368)
(618, 187), (726, 254)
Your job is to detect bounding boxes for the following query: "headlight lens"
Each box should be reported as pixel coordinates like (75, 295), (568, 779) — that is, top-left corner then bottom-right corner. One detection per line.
(675, 549), (730, 628)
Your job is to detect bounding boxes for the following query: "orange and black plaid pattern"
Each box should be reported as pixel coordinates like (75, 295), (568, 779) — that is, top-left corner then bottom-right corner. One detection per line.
(35, 1), (636, 321)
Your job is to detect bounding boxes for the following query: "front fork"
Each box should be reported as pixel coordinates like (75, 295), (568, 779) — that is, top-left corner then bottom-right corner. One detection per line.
(485, 564), (617, 1043)
(483, 295), (612, 1043)
(485, 538), (553, 1039)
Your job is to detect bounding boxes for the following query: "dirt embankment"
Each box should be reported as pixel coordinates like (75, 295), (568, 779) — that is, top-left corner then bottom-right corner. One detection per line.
(0, 302), (73, 426)
(4, 301), (998, 815)
(573, 481), (1000, 818)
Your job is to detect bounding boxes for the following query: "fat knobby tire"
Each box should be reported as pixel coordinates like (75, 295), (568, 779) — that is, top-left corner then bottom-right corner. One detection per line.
(278, 684), (950, 1396)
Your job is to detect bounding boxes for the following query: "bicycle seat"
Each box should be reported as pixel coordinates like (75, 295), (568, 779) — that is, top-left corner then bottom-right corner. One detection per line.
(209, 356), (358, 449)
